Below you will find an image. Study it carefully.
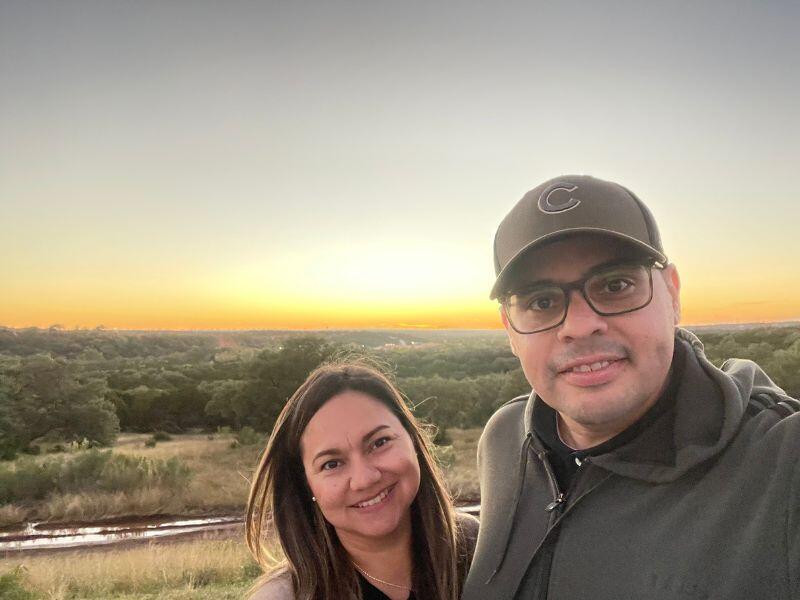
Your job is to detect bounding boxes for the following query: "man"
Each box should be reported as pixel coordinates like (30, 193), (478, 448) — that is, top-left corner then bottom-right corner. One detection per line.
(462, 175), (800, 600)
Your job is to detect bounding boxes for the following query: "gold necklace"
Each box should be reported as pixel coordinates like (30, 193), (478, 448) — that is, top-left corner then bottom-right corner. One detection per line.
(352, 562), (412, 592)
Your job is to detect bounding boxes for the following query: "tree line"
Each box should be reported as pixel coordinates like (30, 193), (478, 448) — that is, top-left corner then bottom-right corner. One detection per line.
(1, 325), (798, 459)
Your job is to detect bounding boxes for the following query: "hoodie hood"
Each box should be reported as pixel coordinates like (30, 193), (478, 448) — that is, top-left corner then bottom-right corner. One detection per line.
(525, 328), (789, 484)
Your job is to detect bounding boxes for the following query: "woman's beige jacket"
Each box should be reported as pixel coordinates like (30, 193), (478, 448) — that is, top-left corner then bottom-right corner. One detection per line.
(249, 512), (479, 599)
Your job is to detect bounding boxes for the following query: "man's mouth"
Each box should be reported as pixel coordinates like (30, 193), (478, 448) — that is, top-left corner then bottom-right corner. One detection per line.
(556, 355), (626, 376)
(568, 360), (615, 373)
(352, 484), (394, 509)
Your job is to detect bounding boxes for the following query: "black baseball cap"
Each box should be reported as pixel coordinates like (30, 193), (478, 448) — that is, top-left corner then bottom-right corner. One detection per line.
(491, 175), (667, 299)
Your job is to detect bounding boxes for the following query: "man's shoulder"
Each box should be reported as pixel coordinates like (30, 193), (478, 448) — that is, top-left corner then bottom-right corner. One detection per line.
(477, 393), (530, 471)
(485, 393), (528, 431)
(248, 570), (294, 600)
(480, 393), (528, 445)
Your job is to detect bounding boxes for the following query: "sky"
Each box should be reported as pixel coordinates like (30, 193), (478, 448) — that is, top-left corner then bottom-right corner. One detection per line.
(1, 1), (798, 330)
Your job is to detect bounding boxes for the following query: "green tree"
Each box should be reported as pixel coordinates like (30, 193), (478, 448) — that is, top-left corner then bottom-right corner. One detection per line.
(4, 354), (119, 450)
(205, 336), (337, 432)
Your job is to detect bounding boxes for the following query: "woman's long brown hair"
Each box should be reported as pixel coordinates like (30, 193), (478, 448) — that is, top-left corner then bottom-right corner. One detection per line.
(245, 360), (466, 600)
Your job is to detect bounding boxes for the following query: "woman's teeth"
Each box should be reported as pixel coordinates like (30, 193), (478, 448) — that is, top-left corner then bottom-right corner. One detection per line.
(356, 487), (390, 508)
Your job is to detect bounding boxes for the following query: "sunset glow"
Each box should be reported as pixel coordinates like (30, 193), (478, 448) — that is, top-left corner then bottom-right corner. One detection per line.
(2, 2), (798, 331)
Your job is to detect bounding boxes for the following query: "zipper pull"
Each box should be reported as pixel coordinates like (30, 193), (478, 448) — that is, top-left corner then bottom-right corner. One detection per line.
(545, 492), (566, 512)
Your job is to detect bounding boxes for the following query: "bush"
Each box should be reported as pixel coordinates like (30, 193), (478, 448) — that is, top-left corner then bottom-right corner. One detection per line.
(241, 561), (262, 579)
(433, 444), (455, 469)
(433, 426), (451, 446)
(0, 445), (18, 461)
(151, 431), (172, 442)
(0, 567), (35, 600)
(0, 457), (60, 503)
(22, 445), (41, 455)
(235, 426), (261, 446)
(144, 439), (157, 448)
(0, 450), (192, 504)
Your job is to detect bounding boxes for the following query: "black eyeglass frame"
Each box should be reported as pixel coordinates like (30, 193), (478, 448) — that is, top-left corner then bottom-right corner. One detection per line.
(500, 258), (666, 335)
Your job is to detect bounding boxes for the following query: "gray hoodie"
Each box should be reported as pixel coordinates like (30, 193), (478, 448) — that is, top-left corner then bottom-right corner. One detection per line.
(463, 328), (800, 600)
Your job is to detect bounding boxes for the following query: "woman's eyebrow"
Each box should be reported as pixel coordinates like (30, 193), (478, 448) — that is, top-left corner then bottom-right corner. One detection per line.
(311, 425), (391, 464)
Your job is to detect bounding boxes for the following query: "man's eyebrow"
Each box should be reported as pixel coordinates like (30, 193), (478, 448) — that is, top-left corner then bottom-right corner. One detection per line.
(311, 425), (390, 464)
(510, 258), (644, 294)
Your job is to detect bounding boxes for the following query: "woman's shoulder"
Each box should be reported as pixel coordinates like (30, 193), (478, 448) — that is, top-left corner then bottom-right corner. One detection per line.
(456, 510), (480, 541)
(248, 570), (294, 600)
(455, 510), (480, 564)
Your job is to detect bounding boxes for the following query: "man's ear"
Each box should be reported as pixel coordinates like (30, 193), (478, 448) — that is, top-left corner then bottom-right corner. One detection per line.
(500, 305), (519, 356)
(662, 264), (681, 325)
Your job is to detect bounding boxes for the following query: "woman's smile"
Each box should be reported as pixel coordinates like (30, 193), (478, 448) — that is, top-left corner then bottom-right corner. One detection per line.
(351, 483), (396, 510)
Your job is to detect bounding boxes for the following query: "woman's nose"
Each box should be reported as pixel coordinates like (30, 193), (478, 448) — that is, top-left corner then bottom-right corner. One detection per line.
(349, 456), (382, 491)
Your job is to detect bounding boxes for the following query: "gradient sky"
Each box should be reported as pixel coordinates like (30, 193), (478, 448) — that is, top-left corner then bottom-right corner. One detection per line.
(1, 1), (798, 330)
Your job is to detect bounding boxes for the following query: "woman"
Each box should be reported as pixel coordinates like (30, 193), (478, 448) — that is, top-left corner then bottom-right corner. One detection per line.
(246, 360), (479, 600)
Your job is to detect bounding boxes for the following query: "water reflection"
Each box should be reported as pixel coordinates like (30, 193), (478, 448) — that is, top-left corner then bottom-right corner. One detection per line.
(1, 505), (479, 553)
(0, 516), (242, 553)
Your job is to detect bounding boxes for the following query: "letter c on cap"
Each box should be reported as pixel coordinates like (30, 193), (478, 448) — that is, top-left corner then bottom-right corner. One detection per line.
(538, 184), (581, 214)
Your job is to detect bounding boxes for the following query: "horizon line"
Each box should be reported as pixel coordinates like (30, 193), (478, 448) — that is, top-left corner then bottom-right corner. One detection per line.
(2, 319), (799, 334)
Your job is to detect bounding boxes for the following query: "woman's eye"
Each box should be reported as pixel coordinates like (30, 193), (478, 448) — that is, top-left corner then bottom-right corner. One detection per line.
(372, 436), (391, 450)
(321, 460), (340, 471)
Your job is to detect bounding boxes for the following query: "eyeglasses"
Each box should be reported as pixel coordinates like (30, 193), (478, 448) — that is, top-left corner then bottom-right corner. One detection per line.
(501, 259), (664, 335)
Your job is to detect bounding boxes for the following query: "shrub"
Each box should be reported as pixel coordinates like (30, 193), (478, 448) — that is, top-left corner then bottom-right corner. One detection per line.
(235, 426), (261, 446)
(22, 445), (41, 455)
(0, 566), (35, 600)
(144, 439), (157, 448)
(433, 444), (455, 469)
(241, 561), (262, 579)
(433, 426), (451, 446)
(0, 445), (18, 461)
(151, 431), (172, 442)
(0, 457), (60, 503)
(0, 450), (192, 504)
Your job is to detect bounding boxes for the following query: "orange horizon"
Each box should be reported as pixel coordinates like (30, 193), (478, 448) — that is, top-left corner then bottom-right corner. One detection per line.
(4, 280), (799, 332)
(3, 310), (798, 332)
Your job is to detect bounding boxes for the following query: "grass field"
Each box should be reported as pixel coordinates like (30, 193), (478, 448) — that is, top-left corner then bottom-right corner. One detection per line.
(1, 433), (263, 527)
(0, 536), (259, 599)
(0, 428), (481, 599)
(0, 428), (481, 527)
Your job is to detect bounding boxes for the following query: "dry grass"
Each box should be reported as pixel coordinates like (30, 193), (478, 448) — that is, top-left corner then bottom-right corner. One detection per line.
(1, 433), (265, 527)
(0, 536), (259, 599)
(0, 504), (28, 527)
(0, 430), (482, 598)
(443, 427), (481, 500)
(1, 428), (479, 528)
(113, 433), (264, 513)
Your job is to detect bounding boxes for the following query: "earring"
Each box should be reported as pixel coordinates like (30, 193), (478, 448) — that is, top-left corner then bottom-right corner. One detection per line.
(312, 496), (316, 502)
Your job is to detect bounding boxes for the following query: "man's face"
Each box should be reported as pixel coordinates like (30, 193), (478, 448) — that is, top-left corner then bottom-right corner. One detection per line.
(501, 235), (681, 440)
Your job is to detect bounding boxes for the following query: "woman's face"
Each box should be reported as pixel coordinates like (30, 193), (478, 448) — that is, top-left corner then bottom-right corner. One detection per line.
(300, 390), (421, 546)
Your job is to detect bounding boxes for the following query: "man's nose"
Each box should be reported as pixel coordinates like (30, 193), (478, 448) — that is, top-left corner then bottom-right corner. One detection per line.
(556, 289), (608, 342)
(349, 456), (382, 491)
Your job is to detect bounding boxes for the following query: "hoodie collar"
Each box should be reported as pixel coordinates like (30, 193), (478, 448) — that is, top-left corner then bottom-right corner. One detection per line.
(524, 328), (766, 484)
